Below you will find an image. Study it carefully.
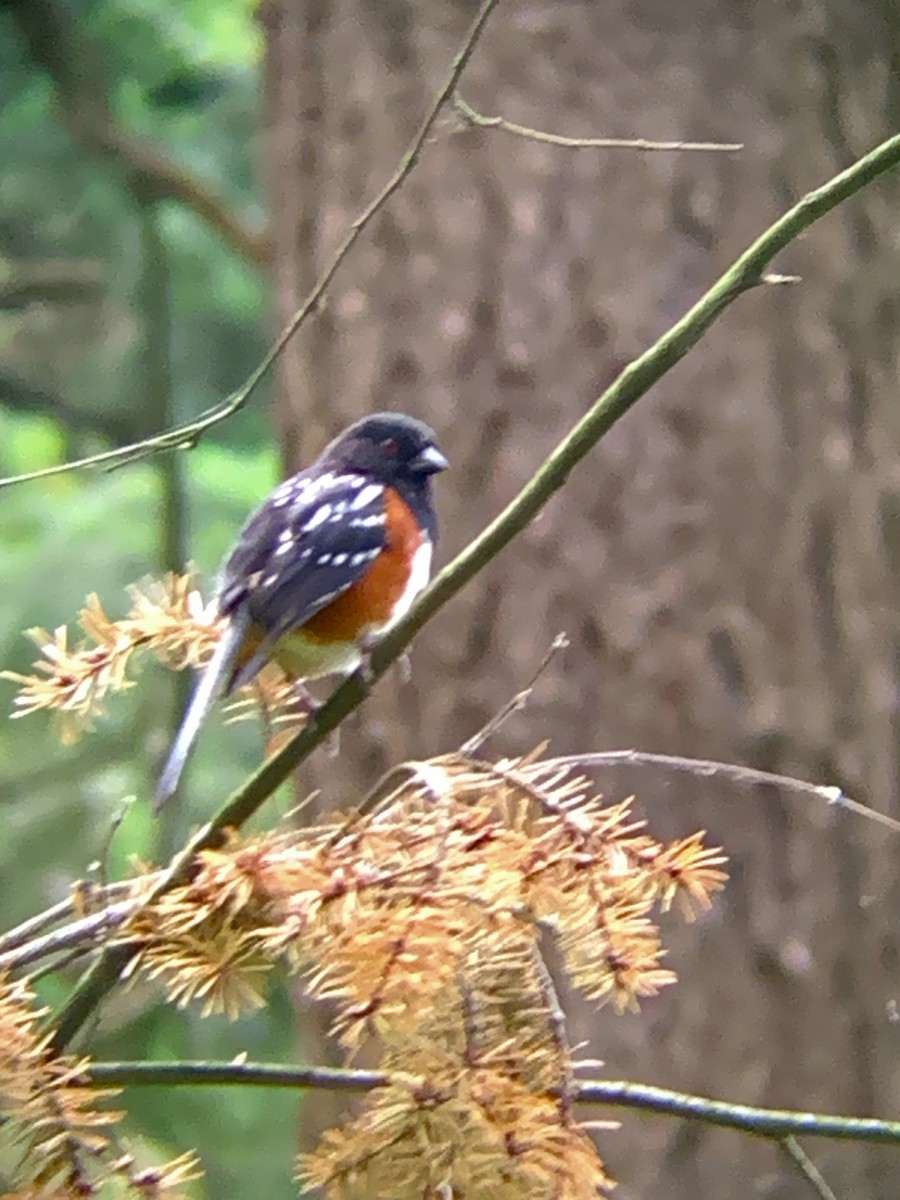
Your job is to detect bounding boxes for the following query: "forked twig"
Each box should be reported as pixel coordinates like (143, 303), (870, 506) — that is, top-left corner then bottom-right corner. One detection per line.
(453, 93), (743, 153)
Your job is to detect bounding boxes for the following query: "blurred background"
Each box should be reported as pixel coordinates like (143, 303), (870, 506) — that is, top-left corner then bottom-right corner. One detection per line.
(1, 0), (898, 1196)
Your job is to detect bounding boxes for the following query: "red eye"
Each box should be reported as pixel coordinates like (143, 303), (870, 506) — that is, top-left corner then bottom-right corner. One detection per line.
(381, 438), (398, 456)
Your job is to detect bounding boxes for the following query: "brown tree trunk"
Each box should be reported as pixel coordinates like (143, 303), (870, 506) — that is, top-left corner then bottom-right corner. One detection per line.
(263, 1), (900, 1194)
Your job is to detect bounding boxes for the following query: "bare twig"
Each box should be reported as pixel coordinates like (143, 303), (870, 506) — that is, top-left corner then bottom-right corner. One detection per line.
(0, 880), (137, 956)
(453, 93), (743, 153)
(460, 632), (570, 755)
(532, 938), (576, 1116)
(30, 947), (95, 985)
(0, 895), (80, 955)
(83, 1059), (900, 1147)
(538, 750), (900, 835)
(779, 1137), (840, 1200)
(0, 258), (105, 309)
(0, 900), (140, 975)
(90, 797), (137, 893)
(49, 129), (900, 1052)
(0, 0), (502, 491)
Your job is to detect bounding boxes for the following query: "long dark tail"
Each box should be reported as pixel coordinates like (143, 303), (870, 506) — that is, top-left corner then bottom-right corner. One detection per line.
(154, 611), (249, 811)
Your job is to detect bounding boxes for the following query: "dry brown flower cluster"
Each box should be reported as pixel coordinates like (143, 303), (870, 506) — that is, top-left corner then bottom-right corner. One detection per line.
(0, 972), (200, 1198)
(119, 750), (727, 1198)
(1, 574), (301, 744)
(1, 579), (729, 1196)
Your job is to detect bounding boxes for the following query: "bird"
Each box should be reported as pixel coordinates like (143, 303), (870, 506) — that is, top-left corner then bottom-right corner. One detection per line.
(154, 412), (448, 810)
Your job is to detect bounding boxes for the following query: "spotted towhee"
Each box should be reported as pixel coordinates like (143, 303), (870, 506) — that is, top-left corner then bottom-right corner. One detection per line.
(154, 412), (447, 809)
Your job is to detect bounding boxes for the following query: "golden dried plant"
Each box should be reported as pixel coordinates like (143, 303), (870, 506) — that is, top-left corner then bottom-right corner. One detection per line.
(118, 750), (727, 1198)
(0, 574), (301, 744)
(0, 973), (201, 1197)
(1, 580), (729, 1197)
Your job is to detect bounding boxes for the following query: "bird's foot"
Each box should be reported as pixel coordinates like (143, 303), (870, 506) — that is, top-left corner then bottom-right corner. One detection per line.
(290, 679), (321, 716)
(353, 633), (379, 690)
(396, 651), (412, 684)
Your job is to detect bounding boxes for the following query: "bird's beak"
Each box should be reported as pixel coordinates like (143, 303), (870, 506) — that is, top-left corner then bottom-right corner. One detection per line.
(411, 444), (449, 474)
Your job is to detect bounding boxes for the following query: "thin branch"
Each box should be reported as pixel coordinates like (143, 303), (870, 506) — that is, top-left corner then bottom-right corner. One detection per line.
(88, 1060), (386, 1092)
(459, 632), (569, 755)
(3, 0), (268, 264)
(0, 880), (137, 956)
(82, 1060), (900, 1146)
(90, 796), (136, 895)
(575, 1079), (900, 1144)
(0, 895), (81, 956)
(539, 751), (900, 835)
(779, 1137), (840, 1200)
(0, 0), (502, 492)
(0, 900), (139, 975)
(0, 259), (105, 310)
(30, 946), (95, 985)
(532, 937), (576, 1116)
(453, 93), (743, 153)
(49, 129), (900, 1053)
(89, 128), (269, 264)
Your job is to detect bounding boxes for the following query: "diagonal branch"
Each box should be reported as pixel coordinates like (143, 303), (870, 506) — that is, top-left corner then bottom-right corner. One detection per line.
(0, 900), (140, 976)
(48, 129), (900, 1053)
(779, 1137), (840, 1200)
(3, 0), (268, 265)
(171, 129), (900, 841)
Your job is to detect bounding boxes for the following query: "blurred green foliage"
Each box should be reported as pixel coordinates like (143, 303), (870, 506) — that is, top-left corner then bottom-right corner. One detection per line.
(0, 1), (310, 1195)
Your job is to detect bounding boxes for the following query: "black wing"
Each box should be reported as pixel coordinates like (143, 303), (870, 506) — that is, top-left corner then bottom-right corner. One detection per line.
(218, 470), (388, 686)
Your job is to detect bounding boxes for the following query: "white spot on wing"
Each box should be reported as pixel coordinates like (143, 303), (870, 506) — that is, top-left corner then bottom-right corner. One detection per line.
(273, 474), (314, 509)
(332, 553), (347, 565)
(351, 483), (383, 510)
(304, 503), (332, 531)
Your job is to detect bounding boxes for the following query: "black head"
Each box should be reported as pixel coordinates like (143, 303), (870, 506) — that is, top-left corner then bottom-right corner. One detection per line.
(318, 412), (448, 485)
